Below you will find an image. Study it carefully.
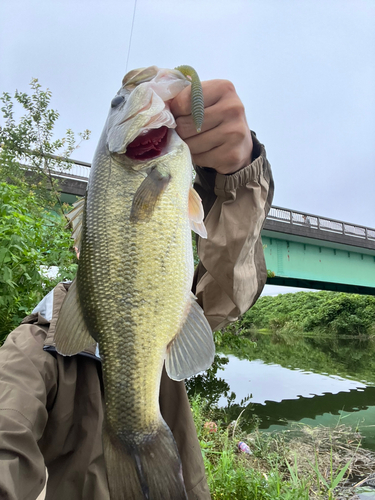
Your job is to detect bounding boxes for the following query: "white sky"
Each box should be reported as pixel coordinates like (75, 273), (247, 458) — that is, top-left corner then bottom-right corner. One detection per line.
(1, 0), (374, 230)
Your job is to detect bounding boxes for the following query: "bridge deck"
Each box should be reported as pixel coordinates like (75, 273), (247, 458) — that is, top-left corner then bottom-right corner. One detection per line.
(264, 206), (375, 252)
(52, 159), (375, 294)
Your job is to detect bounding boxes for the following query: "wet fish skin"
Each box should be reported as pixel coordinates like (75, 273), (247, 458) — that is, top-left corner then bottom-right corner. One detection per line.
(55, 67), (214, 499)
(81, 137), (192, 500)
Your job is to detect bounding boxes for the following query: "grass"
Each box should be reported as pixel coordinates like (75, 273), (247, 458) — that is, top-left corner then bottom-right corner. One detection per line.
(189, 395), (375, 499)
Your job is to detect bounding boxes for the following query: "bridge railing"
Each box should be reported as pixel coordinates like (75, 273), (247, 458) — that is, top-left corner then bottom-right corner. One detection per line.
(48, 156), (375, 243)
(267, 206), (375, 242)
(52, 161), (91, 181)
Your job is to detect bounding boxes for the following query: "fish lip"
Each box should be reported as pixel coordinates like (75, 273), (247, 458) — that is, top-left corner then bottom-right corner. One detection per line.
(121, 126), (172, 162)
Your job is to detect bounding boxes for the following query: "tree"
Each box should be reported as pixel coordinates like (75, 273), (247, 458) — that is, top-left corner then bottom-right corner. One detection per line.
(0, 79), (90, 340)
(0, 78), (90, 214)
(0, 183), (77, 340)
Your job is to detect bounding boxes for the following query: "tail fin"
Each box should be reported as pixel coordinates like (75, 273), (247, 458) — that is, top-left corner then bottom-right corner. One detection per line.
(103, 421), (188, 500)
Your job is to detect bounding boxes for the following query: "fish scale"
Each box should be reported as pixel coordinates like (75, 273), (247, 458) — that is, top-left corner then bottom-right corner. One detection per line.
(55, 66), (215, 499)
(80, 145), (191, 434)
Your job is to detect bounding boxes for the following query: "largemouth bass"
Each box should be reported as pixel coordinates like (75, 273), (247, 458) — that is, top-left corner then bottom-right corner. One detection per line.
(54, 66), (215, 500)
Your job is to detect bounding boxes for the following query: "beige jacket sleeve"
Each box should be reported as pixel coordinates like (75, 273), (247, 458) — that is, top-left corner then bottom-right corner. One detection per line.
(0, 321), (57, 500)
(193, 131), (274, 331)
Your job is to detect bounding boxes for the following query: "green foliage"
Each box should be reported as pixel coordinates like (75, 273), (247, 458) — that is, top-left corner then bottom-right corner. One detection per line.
(0, 182), (77, 341)
(214, 328), (257, 351)
(190, 395), (369, 499)
(190, 396), (270, 500)
(0, 78), (90, 215)
(190, 395), (315, 499)
(186, 354), (231, 406)
(241, 291), (375, 336)
(0, 79), (89, 341)
(309, 451), (351, 500)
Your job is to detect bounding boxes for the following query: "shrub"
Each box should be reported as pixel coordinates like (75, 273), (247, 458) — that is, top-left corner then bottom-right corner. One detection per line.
(0, 182), (76, 340)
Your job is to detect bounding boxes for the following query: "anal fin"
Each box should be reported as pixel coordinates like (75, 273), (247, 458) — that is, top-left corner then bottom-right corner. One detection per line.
(54, 280), (96, 355)
(166, 293), (215, 381)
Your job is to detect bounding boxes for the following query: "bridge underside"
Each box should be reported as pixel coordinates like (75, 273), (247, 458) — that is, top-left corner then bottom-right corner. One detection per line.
(262, 233), (375, 296)
(266, 276), (375, 295)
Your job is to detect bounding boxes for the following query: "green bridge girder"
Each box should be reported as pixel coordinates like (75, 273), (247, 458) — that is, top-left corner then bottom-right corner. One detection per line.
(50, 160), (375, 295)
(262, 234), (375, 295)
(261, 206), (375, 295)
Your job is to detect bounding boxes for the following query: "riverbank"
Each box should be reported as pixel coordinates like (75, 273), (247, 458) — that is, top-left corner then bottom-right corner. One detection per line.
(238, 291), (375, 338)
(190, 395), (375, 499)
(187, 290), (375, 498)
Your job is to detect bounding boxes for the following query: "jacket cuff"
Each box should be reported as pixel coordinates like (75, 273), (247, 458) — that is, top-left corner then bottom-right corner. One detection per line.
(214, 131), (272, 199)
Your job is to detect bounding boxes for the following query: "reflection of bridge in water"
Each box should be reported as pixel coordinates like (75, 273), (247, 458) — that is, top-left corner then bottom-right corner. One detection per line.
(54, 159), (375, 295)
(249, 385), (375, 429)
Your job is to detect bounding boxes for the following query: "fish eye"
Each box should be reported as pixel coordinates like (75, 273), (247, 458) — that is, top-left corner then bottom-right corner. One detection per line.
(111, 95), (125, 108)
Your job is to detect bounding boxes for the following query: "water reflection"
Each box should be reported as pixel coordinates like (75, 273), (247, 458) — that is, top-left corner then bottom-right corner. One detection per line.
(186, 333), (375, 449)
(216, 356), (367, 407)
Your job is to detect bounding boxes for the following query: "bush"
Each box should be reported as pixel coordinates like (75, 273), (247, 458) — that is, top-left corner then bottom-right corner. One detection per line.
(0, 182), (77, 340)
(240, 291), (375, 337)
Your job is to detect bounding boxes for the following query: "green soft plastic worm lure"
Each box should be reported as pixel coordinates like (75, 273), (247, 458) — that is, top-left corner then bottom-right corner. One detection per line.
(175, 65), (204, 133)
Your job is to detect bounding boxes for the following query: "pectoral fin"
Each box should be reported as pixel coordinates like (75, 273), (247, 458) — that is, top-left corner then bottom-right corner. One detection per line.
(130, 166), (171, 222)
(54, 280), (97, 355)
(188, 187), (207, 238)
(65, 197), (85, 251)
(165, 293), (215, 381)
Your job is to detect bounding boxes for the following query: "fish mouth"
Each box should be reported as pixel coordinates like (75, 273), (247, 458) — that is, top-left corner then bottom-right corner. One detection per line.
(125, 126), (169, 160)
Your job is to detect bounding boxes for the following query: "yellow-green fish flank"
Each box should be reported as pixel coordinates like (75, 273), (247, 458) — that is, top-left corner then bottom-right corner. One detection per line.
(55, 66), (214, 500)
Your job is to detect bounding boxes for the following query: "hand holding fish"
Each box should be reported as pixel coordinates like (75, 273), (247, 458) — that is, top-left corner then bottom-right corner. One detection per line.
(170, 79), (253, 174)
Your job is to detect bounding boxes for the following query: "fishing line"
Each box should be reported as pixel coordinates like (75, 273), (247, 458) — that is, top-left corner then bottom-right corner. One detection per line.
(126, 0), (138, 73)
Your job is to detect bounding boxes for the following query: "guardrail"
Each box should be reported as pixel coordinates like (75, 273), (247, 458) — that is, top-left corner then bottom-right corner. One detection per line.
(53, 162), (91, 181)
(267, 206), (375, 242)
(50, 157), (375, 243)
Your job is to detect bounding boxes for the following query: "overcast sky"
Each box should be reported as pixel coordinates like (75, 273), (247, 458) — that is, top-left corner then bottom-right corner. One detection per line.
(1, 0), (374, 232)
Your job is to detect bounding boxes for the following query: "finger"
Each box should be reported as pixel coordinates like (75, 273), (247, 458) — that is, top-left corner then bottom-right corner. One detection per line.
(170, 79), (233, 118)
(183, 124), (224, 156)
(169, 85), (192, 117)
(192, 144), (247, 174)
(175, 104), (224, 140)
(191, 127), (253, 173)
(175, 90), (246, 141)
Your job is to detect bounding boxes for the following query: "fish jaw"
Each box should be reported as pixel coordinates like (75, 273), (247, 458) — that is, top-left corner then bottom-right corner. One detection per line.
(125, 125), (169, 160)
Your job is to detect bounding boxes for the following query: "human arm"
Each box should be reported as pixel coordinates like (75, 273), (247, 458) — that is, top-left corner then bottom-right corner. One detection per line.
(0, 320), (57, 500)
(171, 80), (274, 330)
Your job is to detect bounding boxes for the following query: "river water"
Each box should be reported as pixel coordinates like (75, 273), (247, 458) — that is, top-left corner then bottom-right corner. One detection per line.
(186, 332), (375, 497)
(216, 355), (375, 450)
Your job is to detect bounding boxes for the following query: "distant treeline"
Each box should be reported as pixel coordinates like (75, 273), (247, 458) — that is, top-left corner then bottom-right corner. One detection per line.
(238, 291), (375, 336)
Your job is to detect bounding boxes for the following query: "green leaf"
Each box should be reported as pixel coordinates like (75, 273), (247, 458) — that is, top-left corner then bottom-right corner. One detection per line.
(330, 460), (351, 489)
(1, 266), (12, 283)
